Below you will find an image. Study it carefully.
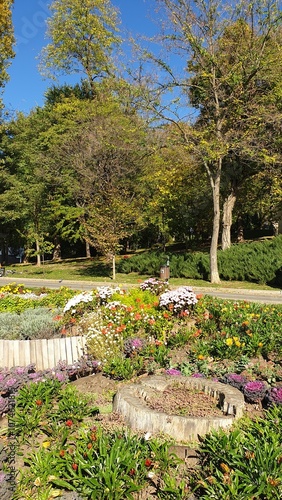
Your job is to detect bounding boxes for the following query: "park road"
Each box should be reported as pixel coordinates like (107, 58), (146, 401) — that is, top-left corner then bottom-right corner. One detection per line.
(0, 277), (281, 304)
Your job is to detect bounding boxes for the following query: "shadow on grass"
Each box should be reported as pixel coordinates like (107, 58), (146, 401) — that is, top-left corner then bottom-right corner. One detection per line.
(77, 261), (112, 279)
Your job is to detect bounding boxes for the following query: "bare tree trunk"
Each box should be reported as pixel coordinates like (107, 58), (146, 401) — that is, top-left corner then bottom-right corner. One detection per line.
(204, 157), (222, 284)
(53, 237), (61, 260)
(272, 221), (279, 237)
(85, 240), (91, 258)
(222, 189), (237, 250)
(210, 170), (221, 283)
(36, 239), (41, 266)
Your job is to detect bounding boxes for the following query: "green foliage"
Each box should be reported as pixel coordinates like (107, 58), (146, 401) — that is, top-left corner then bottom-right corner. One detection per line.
(192, 405), (282, 499)
(0, 307), (61, 340)
(102, 355), (145, 380)
(193, 295), (282, 361)
(218, 236), (282, 284)
(117, 236), (282, 285)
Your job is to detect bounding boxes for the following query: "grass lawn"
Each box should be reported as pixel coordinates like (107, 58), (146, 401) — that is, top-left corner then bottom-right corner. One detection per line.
(5, 257), (280, 291)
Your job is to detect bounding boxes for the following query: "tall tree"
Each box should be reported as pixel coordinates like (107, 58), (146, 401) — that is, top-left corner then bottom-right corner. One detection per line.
(142, 0), (282, 282)
(0, 0), (14, 108)
(39, 0), (120, 93)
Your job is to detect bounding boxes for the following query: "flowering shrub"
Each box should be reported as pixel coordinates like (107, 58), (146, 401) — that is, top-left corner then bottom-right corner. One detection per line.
(63, 291), (95, 313)
(81, 310), (124, 363)
(124, 337), (146, 356)
(159, 286), (198, 316)
(140, 278), (169, 295)
(96, 286), (121, 304)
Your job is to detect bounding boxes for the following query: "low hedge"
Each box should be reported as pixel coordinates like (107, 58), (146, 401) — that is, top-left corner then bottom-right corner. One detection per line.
(117, 236), (282, 286)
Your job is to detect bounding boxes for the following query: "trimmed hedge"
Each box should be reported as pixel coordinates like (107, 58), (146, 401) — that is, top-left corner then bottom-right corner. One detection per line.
(117, 236), (282, 286)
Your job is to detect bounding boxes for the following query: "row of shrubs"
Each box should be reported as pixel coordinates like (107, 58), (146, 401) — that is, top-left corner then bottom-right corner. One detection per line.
(117, 236), (282, 285)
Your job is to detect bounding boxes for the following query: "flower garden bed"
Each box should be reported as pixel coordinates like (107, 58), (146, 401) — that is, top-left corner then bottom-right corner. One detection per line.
(0, 279), (281, 499)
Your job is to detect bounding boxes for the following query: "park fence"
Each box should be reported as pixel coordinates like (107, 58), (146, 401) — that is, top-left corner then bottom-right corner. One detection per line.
(0, 336), (87, 371)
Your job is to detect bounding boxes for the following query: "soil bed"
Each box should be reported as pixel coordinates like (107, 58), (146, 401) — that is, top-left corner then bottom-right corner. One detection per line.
(145, 382), (223, 417)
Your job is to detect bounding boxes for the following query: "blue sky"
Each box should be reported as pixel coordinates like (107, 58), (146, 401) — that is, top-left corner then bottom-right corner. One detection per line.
(3, 0), (158, 114)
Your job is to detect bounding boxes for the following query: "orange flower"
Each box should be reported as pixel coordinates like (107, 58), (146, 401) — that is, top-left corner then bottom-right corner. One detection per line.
(61, 327), (67, 336)
(35, 399), (43, 406)
(72, 463), (78, 471)
(66, 419), (73, 427)
(193, 329), (201, 337)
(145, 458), (153, 467)
(59, 450), (65, 457)
(87, 443), (93, 449)
(134, 313), (142, 320)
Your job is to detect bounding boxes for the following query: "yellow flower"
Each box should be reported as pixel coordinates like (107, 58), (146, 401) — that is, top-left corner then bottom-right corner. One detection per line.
(34, 477), (41, 487)
(198, 354), (205, 360)
(42, 441), (51, 448)
(47, 475), (58, 482)
(226, 338), (233, 346)
(220, 463), (230, 473)
(258, 342), (263, 348)
(235, 340), (241, 347)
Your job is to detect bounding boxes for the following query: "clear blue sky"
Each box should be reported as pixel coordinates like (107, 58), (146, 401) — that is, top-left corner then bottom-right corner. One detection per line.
(3, 0), (158, 114)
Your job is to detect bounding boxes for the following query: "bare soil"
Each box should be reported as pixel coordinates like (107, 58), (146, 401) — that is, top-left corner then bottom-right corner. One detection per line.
(146, 383), (224, 417)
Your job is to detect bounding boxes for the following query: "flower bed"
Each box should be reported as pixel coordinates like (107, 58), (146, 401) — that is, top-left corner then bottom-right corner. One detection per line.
(0, 282), (282, 498)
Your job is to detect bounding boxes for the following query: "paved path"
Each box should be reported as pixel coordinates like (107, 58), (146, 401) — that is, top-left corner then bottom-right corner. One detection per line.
(0, 276), (281, 304)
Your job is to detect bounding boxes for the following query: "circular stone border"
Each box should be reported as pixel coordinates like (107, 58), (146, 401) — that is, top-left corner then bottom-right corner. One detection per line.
(113, 375), (245, 443)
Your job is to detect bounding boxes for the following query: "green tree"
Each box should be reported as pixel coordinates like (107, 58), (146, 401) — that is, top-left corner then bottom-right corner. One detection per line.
(39, 0), (121, 92)
(0, 0), (14, 109)
(142, 0), (282, 282)
(43, 92), (148, 277)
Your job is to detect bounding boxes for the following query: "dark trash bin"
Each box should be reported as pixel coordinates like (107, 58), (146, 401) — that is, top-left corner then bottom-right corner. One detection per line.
(160, 265), (170, 281)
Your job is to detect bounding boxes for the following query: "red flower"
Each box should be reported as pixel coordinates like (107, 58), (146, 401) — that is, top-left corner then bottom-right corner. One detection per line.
(134, 313), (142, 320)
(72, 463), (78, 471)
(129, 468), (136, 476)
(144, 458), (153, 467)
(66, 419), (73, 427)
(59, 450), (65, 457)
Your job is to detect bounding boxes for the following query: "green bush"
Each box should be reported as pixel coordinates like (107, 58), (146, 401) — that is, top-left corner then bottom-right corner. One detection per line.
(0, 307), (62, 340)
(117, 236), (282, 285)
(192, 405), (282, 499)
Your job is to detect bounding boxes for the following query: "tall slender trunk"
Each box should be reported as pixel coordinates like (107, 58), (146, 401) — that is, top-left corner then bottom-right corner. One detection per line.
(222, 189), (237, 250)
(53, 237), (61, 260)
(112, 254), (116, 280)
(36, 239), (41, 266)
(85, 240), (91, 258)
(205, 159), (221, 284)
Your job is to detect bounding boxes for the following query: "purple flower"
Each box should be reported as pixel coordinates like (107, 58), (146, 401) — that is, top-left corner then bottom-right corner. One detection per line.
(54, 371), (68, 383)
(13, 367), (26, 375)
(192, 373), (204, 378)
(166, 368), (182, 376)
(265, 387), (282, 406)
(223, 373), (247, 390)
(5, 377), (18, 387)
(243, 380), (267, 403)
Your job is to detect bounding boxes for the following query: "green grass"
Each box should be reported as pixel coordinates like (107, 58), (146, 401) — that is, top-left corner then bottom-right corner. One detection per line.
(5, 257), (280, 290)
